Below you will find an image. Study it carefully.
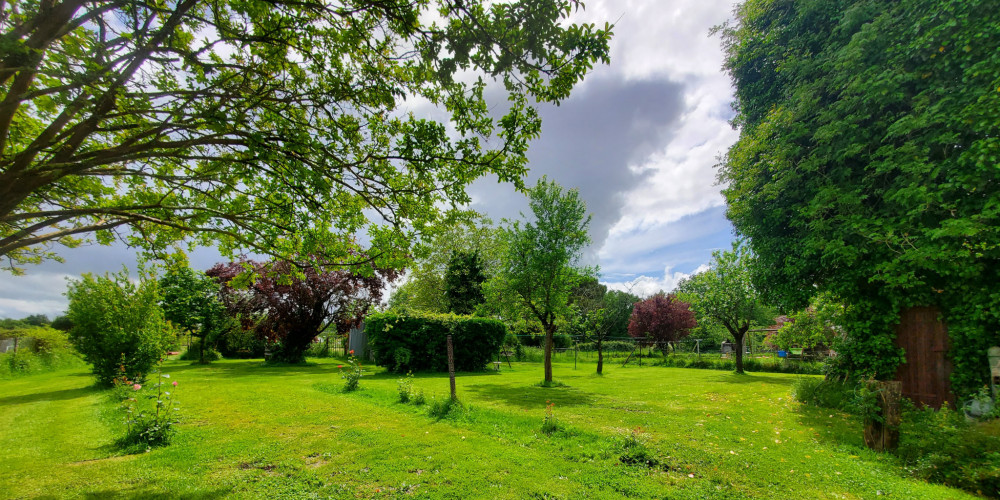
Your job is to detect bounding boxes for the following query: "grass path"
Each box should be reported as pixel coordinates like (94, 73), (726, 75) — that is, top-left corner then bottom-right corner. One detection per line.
(0, 357), (977, 499)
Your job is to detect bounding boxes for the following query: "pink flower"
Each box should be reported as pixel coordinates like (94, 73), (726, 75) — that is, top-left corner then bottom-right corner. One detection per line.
(349, 350), (355, 355)
(172, 381), (178, 387)
(132, 383), (141, 391)
(337, 365), (344, 369)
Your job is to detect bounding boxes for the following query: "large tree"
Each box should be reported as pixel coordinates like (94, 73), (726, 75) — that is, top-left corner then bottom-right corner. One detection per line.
(207, 258), (398, 363)
(677, 243), (771, 374)
(717, 0), (1000, 391)
(494, 177), (591, 383)
(0, 0), (612, 275)
(627, 293), (696, 355)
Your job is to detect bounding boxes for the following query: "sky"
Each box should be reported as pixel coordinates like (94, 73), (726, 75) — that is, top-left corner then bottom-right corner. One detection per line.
(0, 0), (742, 319)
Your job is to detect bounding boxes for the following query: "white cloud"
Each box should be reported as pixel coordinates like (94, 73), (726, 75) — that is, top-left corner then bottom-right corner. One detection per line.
(603, 263), (711, 298)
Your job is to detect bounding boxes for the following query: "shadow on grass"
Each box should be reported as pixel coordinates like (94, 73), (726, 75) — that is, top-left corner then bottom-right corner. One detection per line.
(792, 402), (866, 450)
(713, 373), (796, 386)
(0, 386), (100, 406)
(463, 382), (596, 409)
(73, 488), (231, 499)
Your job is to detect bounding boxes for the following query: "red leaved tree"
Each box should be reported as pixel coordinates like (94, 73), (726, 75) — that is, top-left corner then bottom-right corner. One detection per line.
(627, 293), (697, 355)
(207, 258), (399, 363)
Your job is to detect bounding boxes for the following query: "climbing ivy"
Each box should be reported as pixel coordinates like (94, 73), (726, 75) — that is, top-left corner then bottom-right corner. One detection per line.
(718, 0), (1000, 395)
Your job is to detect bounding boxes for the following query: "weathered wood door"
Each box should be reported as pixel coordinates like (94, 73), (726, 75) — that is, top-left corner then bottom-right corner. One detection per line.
(894, 306), (954, 409)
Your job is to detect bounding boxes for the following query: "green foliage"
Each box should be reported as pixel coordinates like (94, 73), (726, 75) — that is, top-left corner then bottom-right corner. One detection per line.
(718, 0), (1000, 393)
(791, 377), (855, 411)
(1, 0), (612, 276)
(616, 427), (659, 468)
(427, 396), (462, 419)
(768, 294), (844, 351)
(115, 365), (180, 452)
(443, 250), (488, 315)
(0, 326), (85, 377)
(541, 400), (561, 435)
(179, 343), (221, 362)
(676, 242), (772, 374)
(366, 312), (506, 373)
(659, 353), (825, 375)
(339, 353), (363, 392)
(66, 268), (168, 385)
(490, 177), (592, 382)
(897, 405), (1000, 496)
(216, 328), (269, 359)
(159, 264), (233, 364)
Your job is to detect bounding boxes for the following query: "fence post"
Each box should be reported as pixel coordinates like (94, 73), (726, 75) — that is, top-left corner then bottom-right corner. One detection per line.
(447, 334), (457, 401)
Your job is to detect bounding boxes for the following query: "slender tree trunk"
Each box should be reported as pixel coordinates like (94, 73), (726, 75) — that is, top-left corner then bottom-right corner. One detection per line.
(733, 328), (748, 374)
(199, 333), (205, 364)
(544, 323), (554, 383)
(596, 338), (604, 375)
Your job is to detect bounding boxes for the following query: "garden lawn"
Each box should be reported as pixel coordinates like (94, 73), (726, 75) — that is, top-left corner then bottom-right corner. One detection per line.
(0, 357), (977, 499)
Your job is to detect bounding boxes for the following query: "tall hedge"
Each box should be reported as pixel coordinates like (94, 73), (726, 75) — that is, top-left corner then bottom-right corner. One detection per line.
(366, 312), (506, 372)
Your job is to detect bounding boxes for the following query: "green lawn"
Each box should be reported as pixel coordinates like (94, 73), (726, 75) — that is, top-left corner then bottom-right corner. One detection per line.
(0, 357), (977, 499)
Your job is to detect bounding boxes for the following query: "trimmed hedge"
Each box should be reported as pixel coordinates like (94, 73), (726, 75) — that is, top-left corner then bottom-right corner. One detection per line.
(366, 312), (506, 373)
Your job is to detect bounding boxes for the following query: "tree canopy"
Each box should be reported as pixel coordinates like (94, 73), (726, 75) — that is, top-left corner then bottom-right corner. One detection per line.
(717, 0), (1000, 390)
(627, 293), (696, 351)
(207, 258), (398, 363)
(443, 250), (487, 315)
(0, 0), (612, 274)
(493, 177), (591, 382)
(677, 243), (771, 374)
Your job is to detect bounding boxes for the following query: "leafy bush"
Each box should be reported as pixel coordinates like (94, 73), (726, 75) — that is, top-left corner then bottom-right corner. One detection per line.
(576, 340), (634, 352)
(179, 342), (221, 362)
(366, 312), (506, 373)
(115, 364), (181, 452)
(339, 351), (363, 392)
(217, 328), (268, 359)
(427, 396), (461, 419)
(657, 353), (825, 375)
(66, 269), (169, 385)
(897, 405), (1000, 496)
(791, 377), (854, 411)
(0, 326), (86, 378)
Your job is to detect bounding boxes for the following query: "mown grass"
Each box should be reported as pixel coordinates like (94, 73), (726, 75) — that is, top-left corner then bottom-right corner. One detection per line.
(0, 357), (980, 499)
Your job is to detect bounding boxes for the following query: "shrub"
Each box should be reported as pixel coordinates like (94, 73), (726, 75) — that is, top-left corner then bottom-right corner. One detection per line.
(897, 405), (1000, 496)
(66, 269), (168, 385)
(791, 377), (854, 411)
(339, 351), (362, 392)
(217, 328), (268, 359)
(0, 326), (85, 377)
(116, 363), (181, 452)
(179, 342), (221, 362)
(366, 312), (506, 373)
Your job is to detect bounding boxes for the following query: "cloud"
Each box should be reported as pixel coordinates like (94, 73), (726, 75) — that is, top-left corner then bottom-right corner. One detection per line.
(604, 263), (711, 298)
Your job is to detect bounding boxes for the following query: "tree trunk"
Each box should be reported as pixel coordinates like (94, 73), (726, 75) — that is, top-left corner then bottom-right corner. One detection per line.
(596, 339), (604, 375)
(544, 324), (554, 383)
(734, 330), (746, 374)
(863, 380), (901, 452)
(199, 333), (205, 364)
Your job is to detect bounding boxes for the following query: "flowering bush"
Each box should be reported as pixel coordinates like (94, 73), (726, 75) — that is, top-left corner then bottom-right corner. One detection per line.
(541, 400), (560, 434)
(340, 350), (362, 392)
(116, 361), (180, 451)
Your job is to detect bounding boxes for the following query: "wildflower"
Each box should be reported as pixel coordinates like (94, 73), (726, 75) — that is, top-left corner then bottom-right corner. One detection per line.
(172, 381), (178, 387)
(133, 383), (142, 391)
(337, 365), (344, 369)
(349, 349), (355, 355)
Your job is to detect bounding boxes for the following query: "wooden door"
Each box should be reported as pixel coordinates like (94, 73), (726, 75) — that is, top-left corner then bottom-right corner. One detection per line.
(894, 306), (954, 409)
